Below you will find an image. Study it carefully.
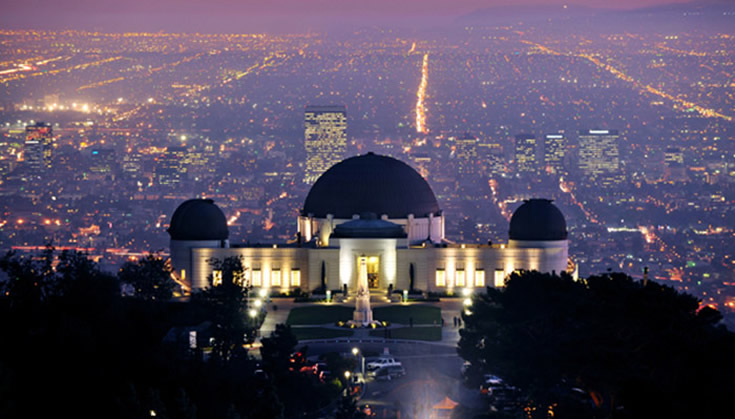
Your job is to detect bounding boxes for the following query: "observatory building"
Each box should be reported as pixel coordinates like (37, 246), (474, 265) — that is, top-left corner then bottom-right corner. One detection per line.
(169, 153), (570, 295)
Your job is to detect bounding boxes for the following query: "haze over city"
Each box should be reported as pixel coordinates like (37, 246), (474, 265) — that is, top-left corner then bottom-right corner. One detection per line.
(0, 0), (734, 418)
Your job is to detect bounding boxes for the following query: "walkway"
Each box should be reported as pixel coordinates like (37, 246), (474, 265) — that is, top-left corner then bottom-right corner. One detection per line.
(257, 298), (464, 346)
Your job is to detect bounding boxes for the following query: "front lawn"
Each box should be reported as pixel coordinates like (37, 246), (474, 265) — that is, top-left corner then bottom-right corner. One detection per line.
(286, 305), (354, 325)
(372, 305), (441, 325)
(369, 327), (442, 341)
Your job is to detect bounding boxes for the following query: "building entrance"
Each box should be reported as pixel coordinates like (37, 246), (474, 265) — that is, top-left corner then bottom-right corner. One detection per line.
(367, 256), (379, 289)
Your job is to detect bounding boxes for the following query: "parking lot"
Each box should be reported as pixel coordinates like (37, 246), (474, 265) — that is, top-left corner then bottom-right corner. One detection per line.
(304, 340), (486, 417)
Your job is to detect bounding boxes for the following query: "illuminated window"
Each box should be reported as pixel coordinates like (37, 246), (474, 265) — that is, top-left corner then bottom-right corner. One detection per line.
(435, 269), (446, 287)
(474, 269), (485, 287)
(233, 270), (244, 286)
(180, 269), (186, 281)
(494, 269), (505, 288)
(291, 269), (301, 287)
(455, 270), (466, 287)
(212, 270), (222, 286)
(252, 270), (262, 287)
(271, 269), (281, 287)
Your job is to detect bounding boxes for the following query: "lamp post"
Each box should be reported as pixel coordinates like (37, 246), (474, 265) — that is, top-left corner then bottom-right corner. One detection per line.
(352, 347), (364, 376)
(343, 370), (352, 396)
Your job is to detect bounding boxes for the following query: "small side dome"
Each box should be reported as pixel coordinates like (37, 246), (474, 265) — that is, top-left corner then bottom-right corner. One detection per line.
(168, 199), (229, 241)
(509, 199), (567, 241)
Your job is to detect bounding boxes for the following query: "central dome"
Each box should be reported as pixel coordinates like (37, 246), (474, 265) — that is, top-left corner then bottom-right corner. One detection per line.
(302, 153), (440, 219)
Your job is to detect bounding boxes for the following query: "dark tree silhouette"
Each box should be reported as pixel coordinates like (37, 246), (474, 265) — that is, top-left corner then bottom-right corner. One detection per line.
(118, 253), (175, 301)
(335, 393), (367, 419)
(458, 270), (735, 419)
(191, 256), (252, 361)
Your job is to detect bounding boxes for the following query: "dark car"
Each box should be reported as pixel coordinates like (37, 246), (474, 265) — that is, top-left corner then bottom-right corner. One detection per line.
(374, 365), (406, 381)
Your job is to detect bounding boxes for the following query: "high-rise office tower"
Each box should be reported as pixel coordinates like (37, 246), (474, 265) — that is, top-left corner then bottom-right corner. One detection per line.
(478, 137), (505, 175)
(157, 146), (187, 186)
(24, 122), (53, 174)
(89, 148), (117, 179)
(122, 153), (143, 178)
(544, 133), (566, 175)
(455, 133), (478, 175)
(304, 105), (347, 184)
(514, 134), (537, 174)
(664, 147), (684, 166)
(663, 146), (687, 182)
(578, 129), (624, 187)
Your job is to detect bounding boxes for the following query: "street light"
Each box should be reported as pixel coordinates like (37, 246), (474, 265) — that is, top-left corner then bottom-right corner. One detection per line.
(352, 347), (364, 376)
(248, 309), (258, 318)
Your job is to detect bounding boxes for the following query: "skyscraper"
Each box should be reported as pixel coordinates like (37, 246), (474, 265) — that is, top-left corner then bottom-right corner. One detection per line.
(89, 148), (117, 180)
(24, 122), (53, 174)
(157, 146), (187, 186)
(543, 133), (566, 175)
(304, 105), (347, 184)
(514, 134), (537, 174)
(454, 133), (478, 176)
(578, 129), (624, 187)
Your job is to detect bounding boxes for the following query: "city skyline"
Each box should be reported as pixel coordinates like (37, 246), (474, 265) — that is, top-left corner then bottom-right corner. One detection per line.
(1, 2), (734, 417)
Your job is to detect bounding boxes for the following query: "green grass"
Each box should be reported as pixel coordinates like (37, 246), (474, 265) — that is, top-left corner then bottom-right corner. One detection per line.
(372, 305), (441, 325)
(369, 327), (443, 341)
(293, 327), (354, 341)
(286, 305), (354, 325)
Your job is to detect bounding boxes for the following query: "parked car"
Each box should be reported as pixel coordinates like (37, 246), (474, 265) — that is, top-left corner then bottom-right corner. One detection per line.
(373, 365), (406, 381)
(366, 357), (401, 370)
(480, 374), (507, 395)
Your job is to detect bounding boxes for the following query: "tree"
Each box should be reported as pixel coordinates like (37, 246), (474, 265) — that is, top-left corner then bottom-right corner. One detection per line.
(0, 245), (55, 310)
(335, 393), (366, 419)
(118, 253), (175, 301)
(458, 270), (735, 419)
(260, 323), (299, 376)
(191, 256), (252, 361)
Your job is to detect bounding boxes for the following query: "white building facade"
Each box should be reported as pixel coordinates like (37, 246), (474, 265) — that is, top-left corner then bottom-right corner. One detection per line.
(169, 154), (570, 295)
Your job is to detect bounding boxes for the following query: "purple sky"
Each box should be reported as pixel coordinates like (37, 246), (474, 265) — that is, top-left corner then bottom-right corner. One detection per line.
(0, 0), (704, 32)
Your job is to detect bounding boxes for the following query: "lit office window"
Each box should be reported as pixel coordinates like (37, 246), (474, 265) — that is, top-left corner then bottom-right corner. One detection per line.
(291, 269), (301, 287)
(435, 269), (446, 287)
(271, 269), (281, 287)
(212, 270), (222, 286)
(474, 270), (485, 287)
(252, 270), (262, 287)
(455, 270), (466, 287)
(494, 269), (505, 288)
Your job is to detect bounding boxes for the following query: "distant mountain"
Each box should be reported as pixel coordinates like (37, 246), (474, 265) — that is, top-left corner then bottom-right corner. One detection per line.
(457, 1), (734, 30)
(457, 4), (600, 25)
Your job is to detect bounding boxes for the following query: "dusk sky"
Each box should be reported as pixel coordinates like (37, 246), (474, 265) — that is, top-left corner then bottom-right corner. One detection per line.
(2, 0), (702, 32)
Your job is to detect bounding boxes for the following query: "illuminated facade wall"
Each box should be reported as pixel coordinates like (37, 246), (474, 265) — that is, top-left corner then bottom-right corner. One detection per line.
(297, 212), (445, 246)
(578, 129), (624, 187)
(24, 122), (53, 173)
(543, 133), (566, 174)
(304, 106), (347, 184)
(190, 246), (310, 291)
(514, 134), (537, 174)
(183, 240), (568, 294)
